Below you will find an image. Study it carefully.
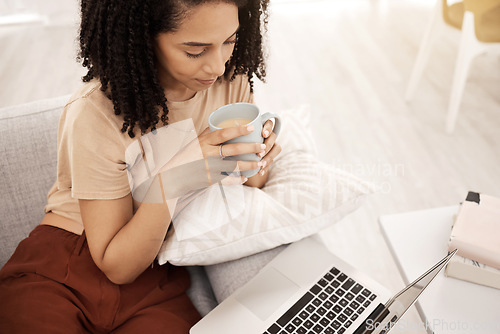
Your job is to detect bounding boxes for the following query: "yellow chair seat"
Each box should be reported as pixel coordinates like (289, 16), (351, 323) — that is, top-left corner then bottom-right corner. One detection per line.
(442, 2), (464, 29)
(443, 0), (500, 43)
(478, 4), (500, 42)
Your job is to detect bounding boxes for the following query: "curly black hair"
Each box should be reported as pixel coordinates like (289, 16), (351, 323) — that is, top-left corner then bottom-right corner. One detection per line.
(78, 0), (269, 138)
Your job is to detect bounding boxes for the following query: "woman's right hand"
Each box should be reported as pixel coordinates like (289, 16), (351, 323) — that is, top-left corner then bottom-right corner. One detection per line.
(197, 124), (266, 173)
(164, 123), (266, 176)
(139, 124), (265, 204)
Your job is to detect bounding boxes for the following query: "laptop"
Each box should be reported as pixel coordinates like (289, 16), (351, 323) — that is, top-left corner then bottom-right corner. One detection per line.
(190, 236), (457, 334)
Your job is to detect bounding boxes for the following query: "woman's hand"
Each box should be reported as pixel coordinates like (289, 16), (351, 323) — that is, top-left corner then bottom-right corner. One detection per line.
(197, 124), (268, 176)
(244, 120), (281, 188)
(162, 123), (280, 190)
(259, 120), (282, 176)
(153, 124), (265, 192)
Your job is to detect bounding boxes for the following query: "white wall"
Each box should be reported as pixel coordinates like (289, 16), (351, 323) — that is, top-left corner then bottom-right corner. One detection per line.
(0, 0), (79, 26)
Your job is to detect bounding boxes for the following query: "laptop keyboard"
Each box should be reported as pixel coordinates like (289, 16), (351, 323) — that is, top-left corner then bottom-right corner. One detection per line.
(263, 266), (377, 334)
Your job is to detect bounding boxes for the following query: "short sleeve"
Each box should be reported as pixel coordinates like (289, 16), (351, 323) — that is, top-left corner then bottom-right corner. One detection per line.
(57, 97), (131, 200)
(230, 74), (254, 104)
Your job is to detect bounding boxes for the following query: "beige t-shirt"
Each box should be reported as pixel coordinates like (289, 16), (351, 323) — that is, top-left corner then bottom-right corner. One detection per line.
(45, 75), (253, 234)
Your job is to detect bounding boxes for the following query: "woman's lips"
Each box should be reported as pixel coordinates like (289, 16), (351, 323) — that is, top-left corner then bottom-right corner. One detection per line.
(196, 78), (216, 85)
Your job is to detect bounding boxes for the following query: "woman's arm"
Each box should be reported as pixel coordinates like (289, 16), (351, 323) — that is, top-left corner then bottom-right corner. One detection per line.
(80, 125), (262, 285)
(80, 195), (172, 285)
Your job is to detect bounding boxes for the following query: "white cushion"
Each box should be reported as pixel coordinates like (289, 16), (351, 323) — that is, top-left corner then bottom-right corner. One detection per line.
(157, 106), (375, 266)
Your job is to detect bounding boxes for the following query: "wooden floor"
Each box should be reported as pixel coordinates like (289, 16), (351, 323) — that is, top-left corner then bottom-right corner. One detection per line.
(1, 1), (499, 332)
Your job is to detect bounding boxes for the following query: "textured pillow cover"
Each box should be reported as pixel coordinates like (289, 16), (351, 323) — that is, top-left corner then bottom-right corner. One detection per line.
(157, 106), (376, 266)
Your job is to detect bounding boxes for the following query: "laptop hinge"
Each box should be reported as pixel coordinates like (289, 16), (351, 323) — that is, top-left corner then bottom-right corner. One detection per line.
(353, 303), (390, 334)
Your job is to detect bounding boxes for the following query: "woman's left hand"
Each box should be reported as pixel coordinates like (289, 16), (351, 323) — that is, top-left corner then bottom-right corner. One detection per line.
(244, 120), (281, 188)
(259, 120), (281, 175)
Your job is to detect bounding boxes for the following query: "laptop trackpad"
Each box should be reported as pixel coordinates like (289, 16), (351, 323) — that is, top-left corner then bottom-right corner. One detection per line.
(235, 267), (300, 321)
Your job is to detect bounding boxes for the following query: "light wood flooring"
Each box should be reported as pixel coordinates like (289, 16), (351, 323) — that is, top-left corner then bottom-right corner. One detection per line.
(1, 1), (499, 332)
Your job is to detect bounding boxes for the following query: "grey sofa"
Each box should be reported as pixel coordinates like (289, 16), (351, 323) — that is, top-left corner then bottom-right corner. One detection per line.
(0, 95), (284, 319)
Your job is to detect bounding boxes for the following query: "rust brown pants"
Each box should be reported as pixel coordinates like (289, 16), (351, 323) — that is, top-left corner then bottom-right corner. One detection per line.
(0, 225), (201, 333)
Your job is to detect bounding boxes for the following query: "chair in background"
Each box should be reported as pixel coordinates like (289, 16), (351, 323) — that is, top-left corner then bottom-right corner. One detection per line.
(405, 0), (500, 133)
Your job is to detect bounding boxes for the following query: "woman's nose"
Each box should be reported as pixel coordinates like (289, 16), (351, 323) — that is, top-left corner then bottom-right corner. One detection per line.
(203, 49), (227, 77)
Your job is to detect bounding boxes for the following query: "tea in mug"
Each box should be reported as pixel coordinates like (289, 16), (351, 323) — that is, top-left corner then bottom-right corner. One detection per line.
(216, 118), (253, 128)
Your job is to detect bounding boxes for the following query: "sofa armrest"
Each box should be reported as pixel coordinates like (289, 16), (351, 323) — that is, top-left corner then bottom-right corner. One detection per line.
(0, 96), (70, 268)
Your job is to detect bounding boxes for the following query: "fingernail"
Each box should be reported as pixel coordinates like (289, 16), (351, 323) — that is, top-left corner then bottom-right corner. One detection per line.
(260, 169), (266, 176)
(260, 144), (266, 150)
(243, 177), (248, 183)
(247, 125), (254, 132)
(263, 130), (270, 137)
(258, 151), (265, 157)
(258, 160), (267, 168)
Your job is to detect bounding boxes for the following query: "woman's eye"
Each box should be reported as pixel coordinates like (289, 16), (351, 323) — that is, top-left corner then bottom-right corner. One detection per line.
(185, 39), (235, 59)
(186, 52), (204, 59)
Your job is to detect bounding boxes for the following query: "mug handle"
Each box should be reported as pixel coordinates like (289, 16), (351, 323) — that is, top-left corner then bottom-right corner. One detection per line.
(260, 112), (281, 137)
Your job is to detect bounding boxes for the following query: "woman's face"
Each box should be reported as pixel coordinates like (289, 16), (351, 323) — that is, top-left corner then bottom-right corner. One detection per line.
(154, 2), (239, 100)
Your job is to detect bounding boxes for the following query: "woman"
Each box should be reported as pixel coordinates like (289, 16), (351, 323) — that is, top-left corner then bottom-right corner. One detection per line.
(0, 0), (280, 332)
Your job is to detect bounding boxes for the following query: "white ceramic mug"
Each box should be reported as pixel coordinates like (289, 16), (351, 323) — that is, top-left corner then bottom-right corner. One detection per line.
(208, 103), (281, 177)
